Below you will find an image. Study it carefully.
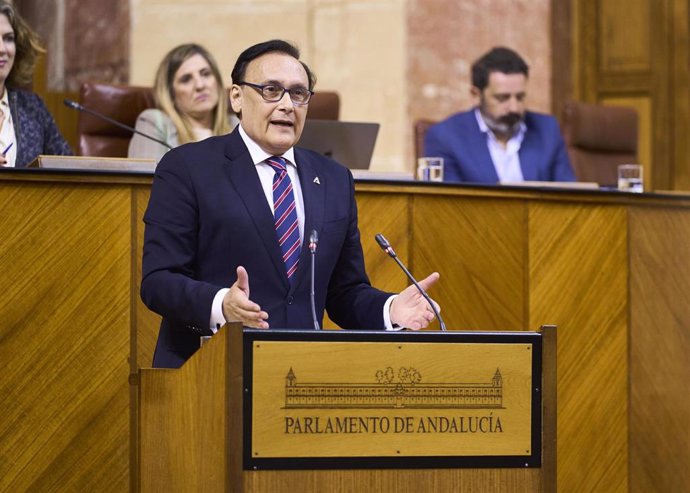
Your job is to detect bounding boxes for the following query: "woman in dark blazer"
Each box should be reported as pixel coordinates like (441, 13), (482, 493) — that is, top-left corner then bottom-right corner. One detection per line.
(0, 1), (71, 168)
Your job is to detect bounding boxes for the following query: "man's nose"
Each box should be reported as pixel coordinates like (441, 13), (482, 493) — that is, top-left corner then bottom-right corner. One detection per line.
(277, 90), (294, 110)
(508, 96), (525, 113)
(507, 97), (520, 113)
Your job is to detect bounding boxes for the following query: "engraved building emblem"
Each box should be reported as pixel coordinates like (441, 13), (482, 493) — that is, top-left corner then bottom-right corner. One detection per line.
(284, 367), (504, 410)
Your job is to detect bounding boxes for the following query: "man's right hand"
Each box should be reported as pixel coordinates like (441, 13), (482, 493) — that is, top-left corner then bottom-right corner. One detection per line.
(222, 266), (269, 329)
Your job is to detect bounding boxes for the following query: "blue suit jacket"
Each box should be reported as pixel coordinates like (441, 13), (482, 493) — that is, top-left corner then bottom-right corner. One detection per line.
(424, 109), (575, 183)
(141, 128), (391, 368)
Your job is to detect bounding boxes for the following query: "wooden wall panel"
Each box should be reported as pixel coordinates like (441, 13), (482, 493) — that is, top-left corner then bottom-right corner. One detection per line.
(670, 0), (690, 190)
(600, 0), (651, 73)
(574, 0), (690, 191)
(552, 0), (573, 117)
(0, 182), (131, 491)
(356, 192), (410, 295)
(529, 202), (628, 492)
(411, 195), (526, 332)
(648, 0), (673, 190)
(629, 207), (690, 493)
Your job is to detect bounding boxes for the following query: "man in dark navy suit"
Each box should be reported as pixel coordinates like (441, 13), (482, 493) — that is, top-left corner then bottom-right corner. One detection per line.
(141, 39), (441, 368)
(424, 47), (575, 184)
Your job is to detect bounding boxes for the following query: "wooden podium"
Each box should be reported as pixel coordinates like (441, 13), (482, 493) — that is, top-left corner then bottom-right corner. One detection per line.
(138, 325), (556, 492)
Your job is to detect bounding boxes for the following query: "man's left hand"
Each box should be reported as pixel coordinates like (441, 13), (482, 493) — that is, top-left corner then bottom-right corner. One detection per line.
(390, 272), (441, 330)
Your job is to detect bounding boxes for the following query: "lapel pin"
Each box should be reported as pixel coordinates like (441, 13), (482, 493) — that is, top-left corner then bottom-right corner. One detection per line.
(313, 177), (320, 185)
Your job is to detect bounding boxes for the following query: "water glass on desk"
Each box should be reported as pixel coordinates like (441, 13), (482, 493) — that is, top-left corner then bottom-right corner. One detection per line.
(617, 164), (643, 192)
(417, 157), (444, 182)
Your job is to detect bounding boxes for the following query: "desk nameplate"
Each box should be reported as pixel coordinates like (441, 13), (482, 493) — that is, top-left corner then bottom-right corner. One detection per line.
(244, 331), (541, 470)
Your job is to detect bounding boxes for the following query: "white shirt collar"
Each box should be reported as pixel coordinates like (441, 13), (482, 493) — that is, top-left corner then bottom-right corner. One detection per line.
(238, 123), (297, 166)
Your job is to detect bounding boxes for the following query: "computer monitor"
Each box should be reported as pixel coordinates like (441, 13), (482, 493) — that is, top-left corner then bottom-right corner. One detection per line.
(297, 119), (379, 170)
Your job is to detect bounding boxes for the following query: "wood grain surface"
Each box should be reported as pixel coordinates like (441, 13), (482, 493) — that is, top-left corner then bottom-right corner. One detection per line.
(529, 202), (628, 492)
(629, 207), (690, 493)
(2, 172), (688, 492)
(0, 180), (131, 491)
(139, 326), (545, 493)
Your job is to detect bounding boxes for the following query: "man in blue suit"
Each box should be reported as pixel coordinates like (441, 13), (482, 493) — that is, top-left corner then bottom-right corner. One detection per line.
(141, 40), (441, 368)
(424, 47), (575, 184)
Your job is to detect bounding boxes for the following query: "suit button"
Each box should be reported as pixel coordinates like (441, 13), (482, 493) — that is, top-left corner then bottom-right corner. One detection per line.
(287, 296), (294, 305)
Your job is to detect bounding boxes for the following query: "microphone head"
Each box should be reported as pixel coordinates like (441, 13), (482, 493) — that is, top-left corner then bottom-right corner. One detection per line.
(375, 233), (396, 257)
(309, 229), (319, 253)
(63, 99), (81, 110)
(375, 233), (390, 250)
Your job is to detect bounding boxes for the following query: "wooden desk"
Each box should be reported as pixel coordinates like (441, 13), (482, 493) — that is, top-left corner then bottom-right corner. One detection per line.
(356, 180), (690, 493)
(1, 169), (687, 492)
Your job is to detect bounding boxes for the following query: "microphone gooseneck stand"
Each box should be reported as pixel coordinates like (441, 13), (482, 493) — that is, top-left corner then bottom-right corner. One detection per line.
(309, 229), (321, 330)
(375, 233), (446, 331)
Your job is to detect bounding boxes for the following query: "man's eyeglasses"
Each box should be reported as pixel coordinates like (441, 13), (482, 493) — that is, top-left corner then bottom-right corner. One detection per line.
(238, 82), (313, 105)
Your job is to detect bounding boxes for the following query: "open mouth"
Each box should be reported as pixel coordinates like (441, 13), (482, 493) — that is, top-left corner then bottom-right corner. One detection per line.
(271, 120), (294, 128)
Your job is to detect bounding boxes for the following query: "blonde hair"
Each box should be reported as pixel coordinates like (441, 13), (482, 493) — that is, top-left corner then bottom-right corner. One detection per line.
(0, 1), (45, 88)
(154, 44), (230, 144)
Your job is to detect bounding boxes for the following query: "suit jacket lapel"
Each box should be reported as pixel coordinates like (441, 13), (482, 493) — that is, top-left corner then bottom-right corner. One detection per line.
(466, 114), (499, 183)
(223, 130), (289, 288)
(519, 117), (539, 180)
(290, 147), (325, 293)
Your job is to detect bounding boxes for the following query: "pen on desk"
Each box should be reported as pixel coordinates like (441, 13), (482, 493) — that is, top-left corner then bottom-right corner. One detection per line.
(2, 142), (13, 155)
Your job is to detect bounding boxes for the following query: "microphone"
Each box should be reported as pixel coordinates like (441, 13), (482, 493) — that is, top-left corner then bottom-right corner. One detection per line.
(374, 233), (446, 331)
(63, 99), (173, 150)
(308, 229), (320, 330)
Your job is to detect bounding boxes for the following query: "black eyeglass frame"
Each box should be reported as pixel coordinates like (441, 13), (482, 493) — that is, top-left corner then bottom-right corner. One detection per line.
(238, 82), (314, 105)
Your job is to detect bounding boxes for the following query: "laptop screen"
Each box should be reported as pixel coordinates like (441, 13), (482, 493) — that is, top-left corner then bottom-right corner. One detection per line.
(297, 119), (379, 170)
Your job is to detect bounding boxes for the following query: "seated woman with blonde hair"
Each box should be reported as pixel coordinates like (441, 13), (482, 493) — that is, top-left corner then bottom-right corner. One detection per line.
(128, 43), (236, 161)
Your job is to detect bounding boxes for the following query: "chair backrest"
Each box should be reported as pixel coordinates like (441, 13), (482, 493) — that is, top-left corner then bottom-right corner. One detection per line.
(307, 91), (340, 120)
(562, 101), (638, 186)
(76, 83), (341, 157)
(413, 119), (438, 159)
(77, 83), (156, 157)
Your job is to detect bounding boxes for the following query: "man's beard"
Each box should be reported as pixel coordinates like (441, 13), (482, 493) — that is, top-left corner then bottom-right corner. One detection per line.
(480, 108), (524, 137)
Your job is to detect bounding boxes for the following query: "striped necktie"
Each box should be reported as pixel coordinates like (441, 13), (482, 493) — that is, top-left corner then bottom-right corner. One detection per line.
(266, 156), (301, 283)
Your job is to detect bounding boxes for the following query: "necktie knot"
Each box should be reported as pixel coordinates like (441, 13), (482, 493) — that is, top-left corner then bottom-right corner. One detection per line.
(266, 156), (287, 174)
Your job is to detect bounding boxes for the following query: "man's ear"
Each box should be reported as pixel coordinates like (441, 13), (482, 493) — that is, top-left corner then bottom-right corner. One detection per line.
(230, 85), (242, 115)
(470, 85), (484, 106)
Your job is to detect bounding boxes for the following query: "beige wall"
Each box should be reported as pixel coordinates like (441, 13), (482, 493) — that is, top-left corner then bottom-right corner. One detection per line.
(130, 0), (407, 171)
(407, 1), (553, 119)
(130, 0), (552, 172)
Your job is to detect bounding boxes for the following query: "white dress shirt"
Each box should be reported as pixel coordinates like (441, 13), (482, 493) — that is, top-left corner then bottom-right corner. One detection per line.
(0, 89), (17, 167)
